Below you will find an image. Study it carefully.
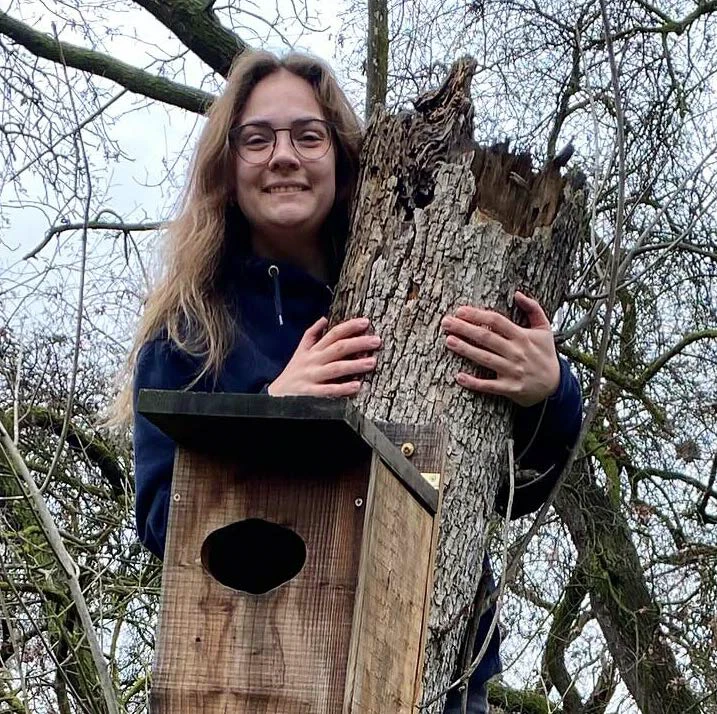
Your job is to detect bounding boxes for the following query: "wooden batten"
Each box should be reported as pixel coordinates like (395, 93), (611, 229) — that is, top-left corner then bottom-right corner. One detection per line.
(376, 422), (445, 709)
(138, 391), (443, 714)
(344, 458), (435, 713)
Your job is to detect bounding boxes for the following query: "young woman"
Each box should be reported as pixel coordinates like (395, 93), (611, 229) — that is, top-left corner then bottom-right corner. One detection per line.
(123, 50), (582, 714)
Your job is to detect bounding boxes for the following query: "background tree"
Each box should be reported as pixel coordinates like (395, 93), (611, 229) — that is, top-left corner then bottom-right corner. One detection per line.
(1, 0), (716, 712)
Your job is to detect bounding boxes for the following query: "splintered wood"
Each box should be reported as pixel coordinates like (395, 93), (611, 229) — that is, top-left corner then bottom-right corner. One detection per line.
(470, 146), (566, 237)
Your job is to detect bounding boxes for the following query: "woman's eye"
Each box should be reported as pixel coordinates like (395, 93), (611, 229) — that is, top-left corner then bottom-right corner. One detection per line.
(243, 135), (271, 147)
(297, 132), (322, 143)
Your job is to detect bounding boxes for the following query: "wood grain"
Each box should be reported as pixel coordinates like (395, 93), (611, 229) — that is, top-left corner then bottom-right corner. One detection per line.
(343, 451), (440, 713)
(152, 447), (371, 713)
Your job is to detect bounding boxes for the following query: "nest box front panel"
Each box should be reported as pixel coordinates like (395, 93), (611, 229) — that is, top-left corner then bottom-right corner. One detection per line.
(152, 447), (371, 713)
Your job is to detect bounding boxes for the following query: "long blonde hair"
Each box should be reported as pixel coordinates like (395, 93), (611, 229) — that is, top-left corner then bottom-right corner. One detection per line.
(111, 50), (363, 424)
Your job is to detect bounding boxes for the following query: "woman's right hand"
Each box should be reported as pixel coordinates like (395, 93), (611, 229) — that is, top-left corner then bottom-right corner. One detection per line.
(268, 317), (381, 397)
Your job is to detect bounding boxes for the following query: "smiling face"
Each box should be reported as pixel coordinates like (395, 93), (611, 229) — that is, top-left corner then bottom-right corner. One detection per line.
(233, 69), (337, 262)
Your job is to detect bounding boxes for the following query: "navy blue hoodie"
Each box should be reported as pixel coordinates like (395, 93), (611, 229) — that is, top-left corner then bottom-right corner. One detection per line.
(133, 252), (582, 694)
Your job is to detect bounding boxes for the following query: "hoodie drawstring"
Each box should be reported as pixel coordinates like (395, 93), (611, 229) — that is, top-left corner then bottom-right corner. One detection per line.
(268, 265), (284, 326)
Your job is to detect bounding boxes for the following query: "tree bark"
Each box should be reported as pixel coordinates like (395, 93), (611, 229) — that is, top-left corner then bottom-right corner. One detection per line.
(556, 463), (699, 714)
(330, 58), (587, 711)
(130, 0), (246, 77)
(365, 0), (388, 120)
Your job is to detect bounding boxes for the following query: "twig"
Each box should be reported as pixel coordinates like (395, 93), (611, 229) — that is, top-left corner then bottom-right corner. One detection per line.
(459, 570), (491, 714)
(9, 90), (127, 183)
(456, 439), (515, 687)
(559, 142), (717, 341)
(491, 0), (631, 609)
(23, 220), (162, 261)
(13, 339), (22, 444)
(0, 532), (93, 714)
(39, 24), (93, 498)
(698, 453), (717, 524)
(13, 24), (121, 714)
(0, 426), (118, 714)
(616, 145), (717, 275)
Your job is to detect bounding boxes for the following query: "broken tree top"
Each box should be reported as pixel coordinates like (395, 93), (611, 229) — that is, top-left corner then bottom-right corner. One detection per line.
(362, 56), (585, 241)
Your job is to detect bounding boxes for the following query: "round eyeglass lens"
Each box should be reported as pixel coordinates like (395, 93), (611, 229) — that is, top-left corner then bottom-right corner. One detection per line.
(289, 120), (331, 160)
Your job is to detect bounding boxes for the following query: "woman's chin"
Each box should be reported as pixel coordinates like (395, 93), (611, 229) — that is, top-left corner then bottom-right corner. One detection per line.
(264, 202), (320, 227)
(257, 211), (318, 240)
(269, 211), (309, 228)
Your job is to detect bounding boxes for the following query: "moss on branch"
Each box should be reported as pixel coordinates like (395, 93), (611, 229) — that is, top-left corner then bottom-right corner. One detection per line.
(487, 680), (559, 714)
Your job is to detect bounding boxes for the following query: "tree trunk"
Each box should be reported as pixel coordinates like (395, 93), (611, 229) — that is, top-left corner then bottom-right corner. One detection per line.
(330, 58), (587, 711)
(556, 463), (699, 714)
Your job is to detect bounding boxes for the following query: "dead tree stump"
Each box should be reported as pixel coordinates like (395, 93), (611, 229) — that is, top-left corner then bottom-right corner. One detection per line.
(330, 58), (587, 711)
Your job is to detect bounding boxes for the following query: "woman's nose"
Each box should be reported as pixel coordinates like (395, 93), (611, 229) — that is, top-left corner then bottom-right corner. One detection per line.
(269, 131), (301, 168)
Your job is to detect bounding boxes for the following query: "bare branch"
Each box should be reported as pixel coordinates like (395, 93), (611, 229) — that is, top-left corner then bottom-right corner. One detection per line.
(0, 10), (215, 113)
(23, 220), (163, 260)
(0, 420), (120, 714)
(639, 329), (717, 386)
(129, 0), (247, 77)
(9, 90), (127, 182)
(632, 467), (717, 504)
(38, 24), (93, 502)
(365, 0), (388, 120)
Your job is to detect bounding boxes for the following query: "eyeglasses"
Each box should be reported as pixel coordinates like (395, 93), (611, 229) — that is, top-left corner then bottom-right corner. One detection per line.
(229, 119), (333, 164)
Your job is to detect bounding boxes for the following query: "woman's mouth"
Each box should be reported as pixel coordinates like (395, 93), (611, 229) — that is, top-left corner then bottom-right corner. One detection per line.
(264, 185), (309, 194)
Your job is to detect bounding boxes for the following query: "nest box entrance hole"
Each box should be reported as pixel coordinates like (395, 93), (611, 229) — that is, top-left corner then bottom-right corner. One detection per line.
(200, 519), (307, 595)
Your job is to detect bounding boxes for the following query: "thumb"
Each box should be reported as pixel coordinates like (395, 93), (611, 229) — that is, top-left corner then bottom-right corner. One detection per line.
(515, 291), (551, 329)
(300, 316), (328, 348)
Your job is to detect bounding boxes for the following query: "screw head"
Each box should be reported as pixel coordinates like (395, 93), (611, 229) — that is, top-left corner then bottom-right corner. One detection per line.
(401, 442), (415, 457)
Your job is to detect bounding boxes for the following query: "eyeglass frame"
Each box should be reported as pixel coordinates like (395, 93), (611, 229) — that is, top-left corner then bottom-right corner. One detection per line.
(228, 119), (334, 164)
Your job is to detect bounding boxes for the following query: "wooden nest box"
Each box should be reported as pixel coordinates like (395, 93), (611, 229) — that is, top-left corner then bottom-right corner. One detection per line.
(138, 391), (443, 713)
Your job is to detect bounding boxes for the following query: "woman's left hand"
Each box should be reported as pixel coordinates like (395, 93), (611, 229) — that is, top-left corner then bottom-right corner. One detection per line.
(441, 291), (560, 408)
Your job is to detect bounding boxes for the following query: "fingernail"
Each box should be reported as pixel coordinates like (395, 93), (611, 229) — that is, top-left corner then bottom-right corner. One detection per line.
(360, 317), (370, 326)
